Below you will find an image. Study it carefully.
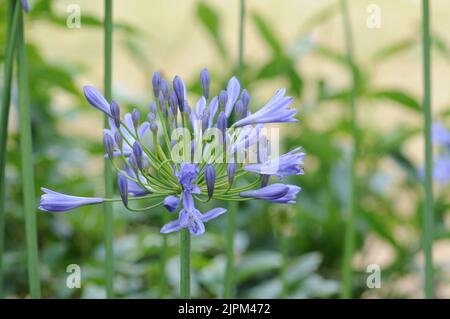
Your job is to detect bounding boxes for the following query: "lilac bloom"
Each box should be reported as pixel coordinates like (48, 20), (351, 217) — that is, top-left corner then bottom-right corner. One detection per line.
(83, 86), (111, 117)
(176, 163), (201, 194)
(160, 207), (226, 236)
(244, 147), (305, 178)
(240, 183), (301, 204)
(225, 77), (240, 118)
(21, 0), (29, 13)
(39, 188), (104, 212)
(233, 89), (297, 127)
(163, 195), (180, 212)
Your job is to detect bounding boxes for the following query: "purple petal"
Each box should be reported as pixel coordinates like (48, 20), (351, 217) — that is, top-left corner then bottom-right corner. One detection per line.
(160, 219), (183, 234)
(83, 86), (111, 116)
(201, 207), (227, 222)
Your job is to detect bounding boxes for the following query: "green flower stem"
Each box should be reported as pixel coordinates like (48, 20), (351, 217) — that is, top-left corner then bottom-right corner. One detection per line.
(223, 0), (246, 298)
(180, 228), (190, 298)
(160, 212), (169, 298)
(17, 8), (42, 298)
(0, 0), (20, 296)
(238, 0), (245, 83)
(421, 0), (434, 299)
(223, 201), (237, 298)
(340, 0), (358, 299)
(104, 0), (114, 299)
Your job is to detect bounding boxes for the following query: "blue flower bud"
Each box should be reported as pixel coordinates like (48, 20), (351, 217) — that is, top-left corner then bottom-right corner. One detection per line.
(217, 111), (227, 133)
(201, 109), (210, 131)
(117, 173), (128, 206)
(114, 131), (123, 149)
(132, 108), (140, 128)
(226, 163), (237, 186)
(234, 100), (245, 121)
(218, 90), (228, 111)
(200, 68), (210, 99)
(158, 91), (166, 117)
(132, 141), (143, 170)
(240, 89), (250, 110)
(147, 112), (156, 124)
(150, 122), (158, 134)
(163, 195), (180, 212)
(205, 164), (216, 199)
(103, 133), (115, 159)
(168, 92), (179, 117)
(173, 75), (185, 109)
(152, 71), (162, 98)
(160, 79), (170, 100)
(149, 101), (157, 115)
(110, 100), (121, 128)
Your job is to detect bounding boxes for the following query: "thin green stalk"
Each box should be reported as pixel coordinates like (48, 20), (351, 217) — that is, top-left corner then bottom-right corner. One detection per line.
(223, 0), (246, 299)
(17, 8), (41, 298)
(279, 233), (288, 298)
(104, 0), (114, 299)
(180, 228), (190, 298)
(160, 212), (169, 298)
(339, 0), (358, 299)
(0, 0), (20, 296)
(421, 0), (434, 299)
(238, 0), (245, 83)
(223, 201), (237, 298)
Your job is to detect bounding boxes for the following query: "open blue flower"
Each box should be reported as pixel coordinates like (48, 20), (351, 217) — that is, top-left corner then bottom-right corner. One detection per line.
(240, 183), (301, 204)
(161, 207), (227, 236)
(244, 147), (305, 178)
(233, 88), (297, 127)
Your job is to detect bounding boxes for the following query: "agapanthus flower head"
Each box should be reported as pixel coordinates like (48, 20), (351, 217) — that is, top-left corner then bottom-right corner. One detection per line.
(39, 68), (303, 236)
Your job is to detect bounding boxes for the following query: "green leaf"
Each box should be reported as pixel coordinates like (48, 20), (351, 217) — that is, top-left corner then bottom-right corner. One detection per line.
(300, 3), (338, 33)
(196, 1), (227, 60)
(369, 89), (421, 112)
(372, 37), (416, 62)
(252, 12), (283, 56)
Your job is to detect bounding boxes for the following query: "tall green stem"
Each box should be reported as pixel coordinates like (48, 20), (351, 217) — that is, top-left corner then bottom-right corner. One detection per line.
(180, 228), (190, 298)
(17, 8), (41, 298)
(160, 212), (168, 298)
(237, 0), (245, 83)
(224, 201), (237, 298)
(421, 0), (434, 299)
(0, 0), (20, 296)
(340, 0), (358, 299)
(104, 0), (114, 298)
(223, 0), (246, 299)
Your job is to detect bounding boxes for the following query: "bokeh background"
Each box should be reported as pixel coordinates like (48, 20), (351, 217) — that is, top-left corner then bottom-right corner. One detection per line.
(1, 0), (450, 298)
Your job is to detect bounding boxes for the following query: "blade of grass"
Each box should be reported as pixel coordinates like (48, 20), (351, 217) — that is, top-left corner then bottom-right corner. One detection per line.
(17, 7), (42, 298)
(0, 0), (20, 296)
(421, 0), (434, 299)
(104, 0), (114, 299)
(339, 0), (358, 299)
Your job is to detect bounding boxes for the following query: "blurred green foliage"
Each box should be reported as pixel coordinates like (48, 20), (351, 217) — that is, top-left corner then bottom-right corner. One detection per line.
(1, 0), (450, 298)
